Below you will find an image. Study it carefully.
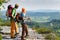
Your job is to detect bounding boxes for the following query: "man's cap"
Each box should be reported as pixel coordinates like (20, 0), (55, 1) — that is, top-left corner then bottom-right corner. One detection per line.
(15, 4), (19, 7)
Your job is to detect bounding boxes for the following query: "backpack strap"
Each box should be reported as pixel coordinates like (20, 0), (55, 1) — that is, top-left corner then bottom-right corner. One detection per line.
(12, 8), (16, 18)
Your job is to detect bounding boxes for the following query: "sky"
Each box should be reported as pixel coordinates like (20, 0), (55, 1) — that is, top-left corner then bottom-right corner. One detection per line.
(2, 0), (60, 10)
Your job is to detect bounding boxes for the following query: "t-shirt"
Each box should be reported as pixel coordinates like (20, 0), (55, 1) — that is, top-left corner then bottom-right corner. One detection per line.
(12, 8), (16, 18)
(20, 12), (26, 17)
(20, 12), (26, 24)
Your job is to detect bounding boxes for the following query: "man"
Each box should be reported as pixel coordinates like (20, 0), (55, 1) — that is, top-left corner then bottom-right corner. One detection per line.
(10, 4), (19, 38)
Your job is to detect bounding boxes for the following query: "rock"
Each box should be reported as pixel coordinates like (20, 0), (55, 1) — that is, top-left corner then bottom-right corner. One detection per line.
(1, 26), (47, 40)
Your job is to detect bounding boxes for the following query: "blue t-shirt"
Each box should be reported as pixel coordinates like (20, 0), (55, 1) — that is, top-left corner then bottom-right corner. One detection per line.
(20, 12), (26, 17)
(20, 12), (26, 24)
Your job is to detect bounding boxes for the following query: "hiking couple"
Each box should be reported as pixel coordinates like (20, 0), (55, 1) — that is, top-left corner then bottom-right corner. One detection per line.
(6, 4), (30, 40)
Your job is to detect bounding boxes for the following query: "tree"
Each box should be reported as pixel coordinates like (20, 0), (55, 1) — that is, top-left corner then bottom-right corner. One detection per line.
(0, 0), (9, 5)
(0, 0), (10, 10)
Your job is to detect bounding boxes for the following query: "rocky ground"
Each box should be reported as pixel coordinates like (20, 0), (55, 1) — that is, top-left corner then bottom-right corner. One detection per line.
(0, 26), (49, 40)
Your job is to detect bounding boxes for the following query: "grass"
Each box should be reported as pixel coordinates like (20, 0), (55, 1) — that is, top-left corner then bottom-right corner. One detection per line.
(33, 27), (60, 40)
(0, 27), (3, 31)
(0, 18), (10, 26)
(0, 21), (10, 26)
(0, 34), (2, 40)
(33, 27), (52, 34)
(45, 33), (60, 40)
(55, 36), (60, 40)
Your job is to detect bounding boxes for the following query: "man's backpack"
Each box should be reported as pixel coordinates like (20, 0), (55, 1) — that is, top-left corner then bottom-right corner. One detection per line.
(6, 5), (13, 17)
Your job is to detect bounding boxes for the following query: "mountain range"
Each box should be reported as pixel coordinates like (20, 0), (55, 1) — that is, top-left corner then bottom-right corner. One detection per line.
(0, 10), (60, 22)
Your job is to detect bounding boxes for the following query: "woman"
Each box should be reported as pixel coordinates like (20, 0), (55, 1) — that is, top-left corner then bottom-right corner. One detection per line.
(20, 8), (30, 40)
(16, 8), (29, 40)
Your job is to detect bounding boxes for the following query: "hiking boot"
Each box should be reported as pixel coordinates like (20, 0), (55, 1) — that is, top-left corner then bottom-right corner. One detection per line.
(21, 36), (24, 38)
(11, 36), (16, 39)
(15, 33), (19, 36)
(21, 38), (26, 40)
(24, 35), (29, 38)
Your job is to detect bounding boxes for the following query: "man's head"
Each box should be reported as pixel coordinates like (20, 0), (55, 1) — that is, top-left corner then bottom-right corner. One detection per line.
(15, 4), (19, 9)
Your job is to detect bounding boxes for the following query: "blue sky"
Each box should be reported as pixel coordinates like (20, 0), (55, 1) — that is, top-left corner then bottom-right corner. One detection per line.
(3, 0), (60, 10)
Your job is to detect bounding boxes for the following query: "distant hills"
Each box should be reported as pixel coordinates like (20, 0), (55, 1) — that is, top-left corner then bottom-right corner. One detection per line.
(0, 10), (60, 22)
(30, 9), (60, 12)
(26, 11), (60, 22)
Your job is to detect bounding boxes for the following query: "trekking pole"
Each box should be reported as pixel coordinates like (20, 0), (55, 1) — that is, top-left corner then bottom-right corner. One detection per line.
(27, 17), (31, 23)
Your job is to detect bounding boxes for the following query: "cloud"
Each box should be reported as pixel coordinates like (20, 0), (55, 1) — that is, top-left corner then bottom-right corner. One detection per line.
(2, 0), (60, 10)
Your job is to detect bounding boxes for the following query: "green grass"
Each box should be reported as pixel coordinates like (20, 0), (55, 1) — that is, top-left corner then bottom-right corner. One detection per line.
(0, 21), (10, 26)
(0, 18), (10, 26)
(0, 34), (2, 40)
(55, 36), (60, 40)
(45, 34), (53, 40)
(33, 27), (60, 40)
(0, 27), (3, 31)
(34, 27), (52, 34)
(45, 33), (60, 40)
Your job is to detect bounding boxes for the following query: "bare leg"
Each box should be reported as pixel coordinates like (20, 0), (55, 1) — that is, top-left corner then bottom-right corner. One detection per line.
(24, 24), (28, 36)
(21, 24), (25, 39)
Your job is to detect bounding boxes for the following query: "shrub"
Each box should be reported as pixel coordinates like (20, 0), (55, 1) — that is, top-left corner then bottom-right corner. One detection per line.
(36, 28), (52, 34)
(45, 34), (52, 40)
(45, 33), (60, 40)
(55, 36), (60, 40)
